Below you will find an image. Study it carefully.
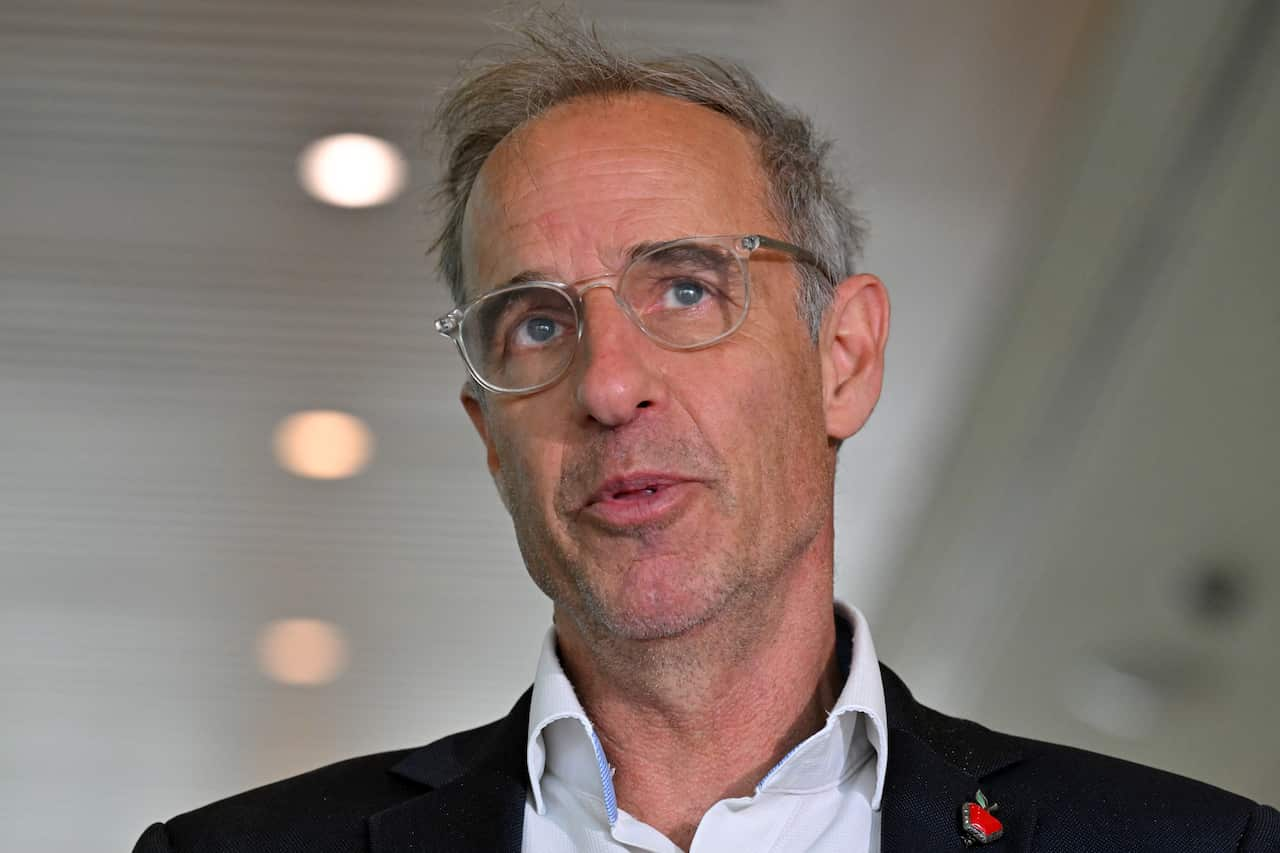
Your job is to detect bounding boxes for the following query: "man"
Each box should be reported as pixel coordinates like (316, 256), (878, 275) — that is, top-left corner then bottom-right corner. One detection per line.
(135, 12), (1278, 853)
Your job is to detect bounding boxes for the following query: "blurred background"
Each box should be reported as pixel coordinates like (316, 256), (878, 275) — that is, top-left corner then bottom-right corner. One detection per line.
(2, 0), (1277, 848)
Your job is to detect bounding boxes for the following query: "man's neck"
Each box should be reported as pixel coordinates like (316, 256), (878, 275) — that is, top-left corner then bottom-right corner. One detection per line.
(552, 552), (841, 850)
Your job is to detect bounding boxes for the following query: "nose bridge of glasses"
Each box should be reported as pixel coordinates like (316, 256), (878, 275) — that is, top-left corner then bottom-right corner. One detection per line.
(575, 276), (645, 340)
(577, 269), (651, 323)
(575, 278), (618, 298)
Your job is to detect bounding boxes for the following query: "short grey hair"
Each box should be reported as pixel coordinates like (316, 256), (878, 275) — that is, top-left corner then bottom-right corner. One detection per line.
(430, 9), (866, 340)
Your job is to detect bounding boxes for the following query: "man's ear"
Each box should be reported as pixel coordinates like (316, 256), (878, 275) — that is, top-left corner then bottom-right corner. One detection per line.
(820, 273), (890, 440)
(461, 384), (502, 480)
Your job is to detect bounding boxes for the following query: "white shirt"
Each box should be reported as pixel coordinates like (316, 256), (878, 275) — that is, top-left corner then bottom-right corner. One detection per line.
(521, 602), (888, 853)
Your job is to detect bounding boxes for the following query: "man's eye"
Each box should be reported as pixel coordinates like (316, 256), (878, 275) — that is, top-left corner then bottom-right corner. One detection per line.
(512, 315), (565, 346)
(662, 280), (709, 308)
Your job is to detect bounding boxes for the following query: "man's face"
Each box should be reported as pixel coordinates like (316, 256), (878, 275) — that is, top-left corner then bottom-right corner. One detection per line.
(460, 94), (838, 643)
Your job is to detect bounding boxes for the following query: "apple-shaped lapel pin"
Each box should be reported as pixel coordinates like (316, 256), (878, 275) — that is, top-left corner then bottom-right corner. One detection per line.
(959, 789), (1004, 845)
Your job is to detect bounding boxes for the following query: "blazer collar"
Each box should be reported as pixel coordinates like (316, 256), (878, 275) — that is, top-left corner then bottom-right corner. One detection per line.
(369, 689), (532, 853)
(369, 666), (1036, 853)
(879, 664), (1037, 852)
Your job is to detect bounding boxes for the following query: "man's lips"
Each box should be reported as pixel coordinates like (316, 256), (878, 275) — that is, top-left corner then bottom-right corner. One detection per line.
(587, 473), (689, 504)
(580, 473), (698, 527)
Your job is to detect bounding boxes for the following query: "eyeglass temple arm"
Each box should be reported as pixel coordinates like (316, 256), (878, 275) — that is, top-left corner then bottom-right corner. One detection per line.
(749, 235), (834, 283)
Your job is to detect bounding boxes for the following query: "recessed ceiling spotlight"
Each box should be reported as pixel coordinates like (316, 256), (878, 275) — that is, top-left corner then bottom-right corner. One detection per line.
(273, 409), (374, 480)
(296, 132), (408, 208)
(257, 618), (349, 687)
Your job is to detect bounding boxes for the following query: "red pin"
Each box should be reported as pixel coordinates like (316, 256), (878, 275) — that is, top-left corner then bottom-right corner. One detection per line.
(959, 789), (1004, 845)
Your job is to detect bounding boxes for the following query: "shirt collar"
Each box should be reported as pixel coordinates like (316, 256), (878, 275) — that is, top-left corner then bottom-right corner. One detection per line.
(755, 601), (889, 806)
(525, 626), (620, 821)
(524, 601), (890, 823)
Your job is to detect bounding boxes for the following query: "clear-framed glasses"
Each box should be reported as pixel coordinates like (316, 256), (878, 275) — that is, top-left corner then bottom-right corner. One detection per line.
(435, 234), (819, 396)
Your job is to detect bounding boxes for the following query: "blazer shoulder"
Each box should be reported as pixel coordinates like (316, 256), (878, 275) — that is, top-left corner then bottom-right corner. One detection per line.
(139, 690), (534, 853)
(881, 665), (1277, 851)
(152, 748), (424, 853)
(384, 692), (532, 789)
(985, 727), (1276, 851)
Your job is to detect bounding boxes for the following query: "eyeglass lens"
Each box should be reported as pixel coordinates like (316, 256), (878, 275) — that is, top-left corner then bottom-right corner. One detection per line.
(460, 238), (747, 392)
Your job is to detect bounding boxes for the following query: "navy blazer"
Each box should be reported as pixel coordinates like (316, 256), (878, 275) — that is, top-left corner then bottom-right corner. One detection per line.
(134, 665), (1279, 852)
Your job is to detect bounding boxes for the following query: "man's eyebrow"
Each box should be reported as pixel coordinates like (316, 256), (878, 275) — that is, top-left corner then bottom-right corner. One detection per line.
(466, 268), (555, 298)
(483, 241), (669, 291)
(496, 269), (556, 288)
(626, 241), (661, 261)
(625, 240), (733, 264)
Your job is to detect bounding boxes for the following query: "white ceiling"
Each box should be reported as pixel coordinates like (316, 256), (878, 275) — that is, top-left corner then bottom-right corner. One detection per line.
(2, 1), (1275, 849)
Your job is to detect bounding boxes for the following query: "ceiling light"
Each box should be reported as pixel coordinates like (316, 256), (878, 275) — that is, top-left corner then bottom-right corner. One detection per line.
(273, 409), (374, 480)
(296, 133), (408, 208)
(257, 618), (349, 687)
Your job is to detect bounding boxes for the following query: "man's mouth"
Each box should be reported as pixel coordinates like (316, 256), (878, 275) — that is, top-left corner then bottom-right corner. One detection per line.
(581, 473), (696, 527)
(588, 475), (684, 505)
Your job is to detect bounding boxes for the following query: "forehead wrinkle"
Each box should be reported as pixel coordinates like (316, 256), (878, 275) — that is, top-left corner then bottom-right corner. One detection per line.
(494, 238), (690, 291)
(473, 181), (708, 291)
(461, 93), (775, 298)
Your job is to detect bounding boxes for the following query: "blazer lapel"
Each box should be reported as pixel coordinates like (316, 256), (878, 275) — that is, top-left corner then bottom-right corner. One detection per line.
(879, 665), (1037, 853)
(369, 690), (532, 853)
(365, 664), (1037, 852)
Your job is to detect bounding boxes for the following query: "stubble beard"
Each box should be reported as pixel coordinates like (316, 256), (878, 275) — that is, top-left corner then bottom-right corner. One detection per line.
(504, 475), (825, 651)
(499, 427), (755, 644)
(494, 397), (831, 653)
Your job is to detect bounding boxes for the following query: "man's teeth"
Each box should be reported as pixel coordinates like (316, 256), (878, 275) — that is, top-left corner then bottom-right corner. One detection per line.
(614, 486), (659, 498)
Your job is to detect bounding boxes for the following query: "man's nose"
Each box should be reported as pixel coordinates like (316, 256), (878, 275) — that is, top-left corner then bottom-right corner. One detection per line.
(571, 288), (664, 427)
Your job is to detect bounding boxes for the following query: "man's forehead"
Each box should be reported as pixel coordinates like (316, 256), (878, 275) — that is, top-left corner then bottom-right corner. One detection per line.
(458, 93), (773, 296)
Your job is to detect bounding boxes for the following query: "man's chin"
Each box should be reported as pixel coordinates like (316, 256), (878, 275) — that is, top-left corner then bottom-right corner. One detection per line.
(596, 611), (706, 643)
(580, 583), (730, 643)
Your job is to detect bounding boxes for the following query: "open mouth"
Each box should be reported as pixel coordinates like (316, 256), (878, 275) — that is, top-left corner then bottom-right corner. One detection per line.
(589, 476), (682, 506)
(611, 485), (661, 499)
(578, 475), (698, 527)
